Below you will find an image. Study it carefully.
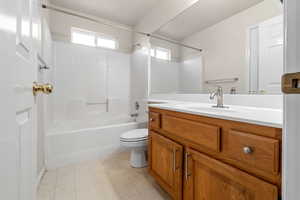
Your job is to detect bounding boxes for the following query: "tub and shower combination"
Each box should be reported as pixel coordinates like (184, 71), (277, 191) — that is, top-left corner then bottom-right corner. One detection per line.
(46, 41), (147, 169)
(46, 113), (143, 169)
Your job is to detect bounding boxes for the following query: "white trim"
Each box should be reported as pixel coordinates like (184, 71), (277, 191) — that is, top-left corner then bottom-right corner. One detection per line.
(282, 0), (300, 199)
(246, 24), (260, 94)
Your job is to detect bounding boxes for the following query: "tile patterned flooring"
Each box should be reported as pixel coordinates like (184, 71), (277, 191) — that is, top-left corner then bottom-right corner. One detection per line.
(37, 151), (170, 200)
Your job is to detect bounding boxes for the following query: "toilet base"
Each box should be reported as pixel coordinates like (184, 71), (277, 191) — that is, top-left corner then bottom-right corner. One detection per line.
(130, 147), (148, 168)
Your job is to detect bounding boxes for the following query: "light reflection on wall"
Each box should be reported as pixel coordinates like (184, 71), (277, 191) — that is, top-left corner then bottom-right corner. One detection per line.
(0, 14), (16, 33)
(21, 19), (30, 37)
(32, 22), (39, 39)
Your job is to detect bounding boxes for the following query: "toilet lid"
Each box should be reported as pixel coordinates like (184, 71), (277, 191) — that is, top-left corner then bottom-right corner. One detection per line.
(120, 129), (148, 142)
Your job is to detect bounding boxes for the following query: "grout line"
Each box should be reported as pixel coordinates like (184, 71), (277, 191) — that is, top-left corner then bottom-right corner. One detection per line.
(74, 164), (78, 200)
(52, 169), (58, 200)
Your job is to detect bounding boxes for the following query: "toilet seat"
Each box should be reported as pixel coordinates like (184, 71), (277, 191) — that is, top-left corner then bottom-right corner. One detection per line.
(120, 129), (148, 142)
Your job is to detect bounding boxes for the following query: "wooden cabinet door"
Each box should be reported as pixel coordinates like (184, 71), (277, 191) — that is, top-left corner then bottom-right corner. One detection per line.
(149, 132), (183, 200)
(184, 148), (278, 200)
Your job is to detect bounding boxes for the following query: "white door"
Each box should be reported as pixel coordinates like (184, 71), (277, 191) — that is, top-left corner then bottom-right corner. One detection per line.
(259, 15), (284, 94)
(0, 0), (37, 199)
(283, 0), (300, 199)
(16, 0), (39, 198)
(0, 0), (19, 199)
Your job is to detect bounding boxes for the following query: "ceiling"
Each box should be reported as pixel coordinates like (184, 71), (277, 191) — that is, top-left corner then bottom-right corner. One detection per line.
(49, 0), (160, 26)
(156, 0), (264, 40)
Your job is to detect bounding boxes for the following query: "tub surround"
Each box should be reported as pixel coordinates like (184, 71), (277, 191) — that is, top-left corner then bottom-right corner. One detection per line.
(148, 106), (282, 200)
(149, 102), (282, 128)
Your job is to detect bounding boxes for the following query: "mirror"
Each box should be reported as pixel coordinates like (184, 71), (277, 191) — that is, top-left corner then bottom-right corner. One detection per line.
(150, 0), (283, 95)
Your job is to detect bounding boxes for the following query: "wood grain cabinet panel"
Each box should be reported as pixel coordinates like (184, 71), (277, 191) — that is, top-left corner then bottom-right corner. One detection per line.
(184, 148), (278, 200)
(162, 115), (221, 152)
(149, 132), (183, 200)
(224, 130), (280, 174)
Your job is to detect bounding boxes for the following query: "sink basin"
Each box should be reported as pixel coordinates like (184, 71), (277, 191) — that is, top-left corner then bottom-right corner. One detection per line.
(184, 105), (237, 113)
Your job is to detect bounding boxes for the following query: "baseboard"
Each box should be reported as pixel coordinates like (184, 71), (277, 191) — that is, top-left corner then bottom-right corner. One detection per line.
(36, 167), (46, 189)
(46, 144), (126, 170)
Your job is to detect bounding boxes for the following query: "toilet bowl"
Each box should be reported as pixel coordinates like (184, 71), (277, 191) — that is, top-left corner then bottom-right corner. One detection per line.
(120, 129), (148, 168)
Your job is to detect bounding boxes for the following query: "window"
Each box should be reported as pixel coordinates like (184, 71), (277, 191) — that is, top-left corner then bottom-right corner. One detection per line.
(151, 47), (171, 61)
(71, 29), (96, 47)
(71, 28), (117, 49)
(97, 37), (117, 49)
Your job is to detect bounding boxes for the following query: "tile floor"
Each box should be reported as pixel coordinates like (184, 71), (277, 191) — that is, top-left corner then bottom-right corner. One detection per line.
(37, 151), (170, 200)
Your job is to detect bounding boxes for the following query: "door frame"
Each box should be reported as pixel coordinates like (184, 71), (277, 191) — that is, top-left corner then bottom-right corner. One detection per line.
(282, 0), (300, 199)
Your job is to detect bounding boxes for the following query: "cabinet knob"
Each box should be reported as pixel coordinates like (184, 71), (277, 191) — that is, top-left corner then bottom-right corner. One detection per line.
(150, 118), (155, 122)
(243, 146), (253, 154)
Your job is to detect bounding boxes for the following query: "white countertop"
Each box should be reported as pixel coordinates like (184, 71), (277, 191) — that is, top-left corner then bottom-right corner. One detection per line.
(149, 102), (283, 128)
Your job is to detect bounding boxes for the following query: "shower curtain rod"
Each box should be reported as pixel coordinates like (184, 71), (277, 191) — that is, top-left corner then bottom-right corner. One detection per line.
(41, 4), (203, 52)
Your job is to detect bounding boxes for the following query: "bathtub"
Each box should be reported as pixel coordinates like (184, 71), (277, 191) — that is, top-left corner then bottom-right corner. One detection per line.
(46, 114), (146, 169)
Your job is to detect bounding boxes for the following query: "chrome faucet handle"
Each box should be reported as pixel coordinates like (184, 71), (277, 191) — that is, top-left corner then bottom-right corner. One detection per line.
(209, 86), (222, 100)
(209, 92), (216, 100)
(209, 86), (228, 108)
(209, 88), (216, 99)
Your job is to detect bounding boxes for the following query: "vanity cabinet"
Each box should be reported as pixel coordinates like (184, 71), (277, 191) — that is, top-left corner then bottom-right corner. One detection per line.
(148, 108), (282, 200)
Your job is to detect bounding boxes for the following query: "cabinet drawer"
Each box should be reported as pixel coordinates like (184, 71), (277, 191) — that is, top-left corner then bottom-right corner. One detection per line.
(225, 130), (280, 174)
(162, 115), (221, 152)
(149, 112), (161, 129)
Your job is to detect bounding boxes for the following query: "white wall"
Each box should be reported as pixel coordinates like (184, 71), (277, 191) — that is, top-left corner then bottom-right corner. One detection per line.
(49, 8), (133, 53)
(52, 41), (131, 123)
(150, 56), (204, 94)
(150, 58), (179, 94)
(149, 36), (204, 95)
(42, 19), (54, 130)
(182, 0), (282, 93)
(178, 56), (204, 93)
(130, 44), (150, 121)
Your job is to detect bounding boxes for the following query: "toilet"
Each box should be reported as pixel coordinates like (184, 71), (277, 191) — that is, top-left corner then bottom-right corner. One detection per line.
(120, 129), (148, 168)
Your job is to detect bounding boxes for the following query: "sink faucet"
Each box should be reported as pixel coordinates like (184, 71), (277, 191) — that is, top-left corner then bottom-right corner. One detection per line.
(209, 86), (228, 108)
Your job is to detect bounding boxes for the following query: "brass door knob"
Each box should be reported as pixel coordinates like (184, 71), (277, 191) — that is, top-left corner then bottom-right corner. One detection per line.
(33, 82), (54, 96)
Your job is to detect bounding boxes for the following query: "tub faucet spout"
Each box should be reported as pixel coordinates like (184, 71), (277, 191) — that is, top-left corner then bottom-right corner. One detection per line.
(131, 113), (138, 118)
